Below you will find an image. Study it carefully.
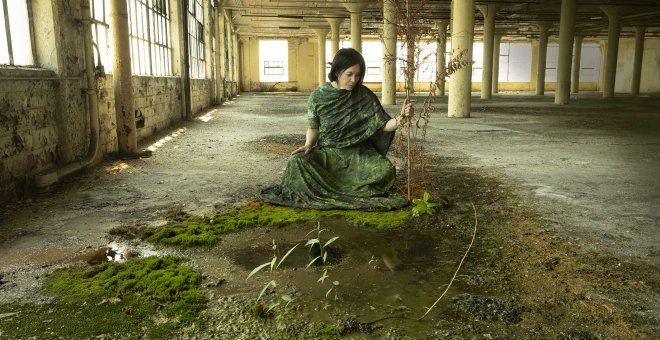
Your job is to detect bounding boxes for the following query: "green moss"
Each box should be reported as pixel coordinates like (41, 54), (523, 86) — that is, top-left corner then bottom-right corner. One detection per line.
(0, 256), (206, 338)
(148, 204), (413, 246)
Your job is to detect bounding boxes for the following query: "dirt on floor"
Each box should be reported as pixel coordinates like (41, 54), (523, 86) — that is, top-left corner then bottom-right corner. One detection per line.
(0, 93), (658, 338)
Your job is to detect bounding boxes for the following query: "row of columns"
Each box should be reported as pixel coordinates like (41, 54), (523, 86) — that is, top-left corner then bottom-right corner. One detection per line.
(311, 1), (647, 118)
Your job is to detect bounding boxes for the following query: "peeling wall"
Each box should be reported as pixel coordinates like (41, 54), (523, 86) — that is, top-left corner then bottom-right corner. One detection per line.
(0, 72), (60, 202)
(614, 37), (660, 94)
(191, 79), (212, 114)
(0, 0), (226, 204)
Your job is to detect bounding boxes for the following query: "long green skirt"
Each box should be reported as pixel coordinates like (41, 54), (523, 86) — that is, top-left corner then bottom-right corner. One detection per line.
(260, 143), (408, 211)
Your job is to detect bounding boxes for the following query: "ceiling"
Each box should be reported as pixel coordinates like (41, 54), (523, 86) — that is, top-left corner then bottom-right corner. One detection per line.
(223, 0), (660, 41)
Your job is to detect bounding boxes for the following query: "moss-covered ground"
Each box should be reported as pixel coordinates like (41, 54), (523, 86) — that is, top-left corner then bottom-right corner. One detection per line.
(0, 255), (206, 338)
(146, 203), (413, 246)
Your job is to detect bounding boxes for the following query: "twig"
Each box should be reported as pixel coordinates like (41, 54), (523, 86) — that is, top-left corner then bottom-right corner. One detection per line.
(419, 202), (478, 320)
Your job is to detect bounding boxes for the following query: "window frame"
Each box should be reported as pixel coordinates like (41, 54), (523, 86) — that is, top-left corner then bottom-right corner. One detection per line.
(127, 0), (173, 76)
(1, 0), (37, 66)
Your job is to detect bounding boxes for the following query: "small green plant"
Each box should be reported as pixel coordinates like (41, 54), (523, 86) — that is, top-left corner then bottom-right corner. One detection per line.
(305, 222), (340, 299)
(247, 240), (299, 331)
(411, 191), (439, 217)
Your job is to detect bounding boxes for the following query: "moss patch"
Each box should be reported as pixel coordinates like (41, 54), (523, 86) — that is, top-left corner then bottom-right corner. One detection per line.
(0, 256), (206, 338)
(147, 203), (413, 246)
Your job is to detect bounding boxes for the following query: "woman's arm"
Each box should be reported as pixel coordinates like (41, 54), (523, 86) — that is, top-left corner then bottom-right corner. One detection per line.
(291, 128), (320, 155)
(383, 99), (413, 132)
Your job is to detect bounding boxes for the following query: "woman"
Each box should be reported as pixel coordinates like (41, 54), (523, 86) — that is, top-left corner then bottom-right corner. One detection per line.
(260, 48), (412, 211)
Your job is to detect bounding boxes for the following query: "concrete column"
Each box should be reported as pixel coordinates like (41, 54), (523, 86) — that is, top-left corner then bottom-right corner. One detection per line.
(631, 26), (646, 96)
(313, 27), (330, 87)
(435, 19), (448, 96)
(554, 0), (576, 105)
(326, 17), (344, 58)
(535, 21), (551, 95)
(382, 0), (397, 105)
(226, 23), (234, 86)
(343, 2), (369, 52)
(215, 2), (226, 102)
(203, 0), (214, 100)
(571, 35), (583, 93)
(601, 6), (622, 99)
(448, 0), (475, 118)
(110, 0), (137, 154)
(492, 34), (501, 93)
(233, 33), (239, 95)
(477, 4), (501, 99)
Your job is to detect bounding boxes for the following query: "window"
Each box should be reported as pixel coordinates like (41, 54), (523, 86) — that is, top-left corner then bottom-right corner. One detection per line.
(416, 42), (436, 82)
(0, 0), (34, 65)
(579, 44), (601, 82)
(471, 42), (484, 82)
(546, 44), (559, 82)
(128, 0), (172, 76)
(362, 41), (382, 82)
(187, 0), (205, 78)
(499, 43), (532, 82)
(325, 40), (350, 79)
(259, 40), (288, 82)
(91, 0), (112, 72)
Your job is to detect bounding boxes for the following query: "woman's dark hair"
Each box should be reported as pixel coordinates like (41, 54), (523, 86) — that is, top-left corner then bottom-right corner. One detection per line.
(328, 48), (365, 90)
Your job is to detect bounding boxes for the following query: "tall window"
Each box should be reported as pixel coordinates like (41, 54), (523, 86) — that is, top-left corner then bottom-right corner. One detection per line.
(499, 43), (532, 82)
(128, 0), (172, 76)
(91, 0), (112, 72)
(578, 44), (601, 82)
(546, 44), (559, 82)
(188, 0), (205, 78)
(259, 40), (288, 82)
(0, 0), (34, 65)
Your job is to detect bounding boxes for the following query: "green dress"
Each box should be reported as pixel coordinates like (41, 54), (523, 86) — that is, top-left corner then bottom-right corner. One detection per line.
(260, 83), (408, 211)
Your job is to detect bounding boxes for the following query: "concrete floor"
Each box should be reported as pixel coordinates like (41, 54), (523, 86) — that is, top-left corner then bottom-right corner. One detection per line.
(0, 91), (658, 326)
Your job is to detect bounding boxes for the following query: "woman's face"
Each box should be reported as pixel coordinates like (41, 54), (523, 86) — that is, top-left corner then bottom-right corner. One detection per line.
(336, 64), (361, 91)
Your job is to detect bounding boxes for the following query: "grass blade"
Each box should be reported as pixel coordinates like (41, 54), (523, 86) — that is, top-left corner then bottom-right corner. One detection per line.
(257, 280), (276, 302)
(247, 261), (273, 280)
(277, 243), (299, 269)
(323, 236), (339, 249)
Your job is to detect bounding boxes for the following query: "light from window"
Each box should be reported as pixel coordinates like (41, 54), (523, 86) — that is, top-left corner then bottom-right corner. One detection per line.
(128, 0), (173, 76)
(0, 0), (34, 65)
(188, 0), (205, 79)
(91, 0), (113, 72)
(259, 40), (288, 82)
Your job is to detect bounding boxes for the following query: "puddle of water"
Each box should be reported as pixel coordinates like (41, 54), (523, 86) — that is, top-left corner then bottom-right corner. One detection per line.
(220, 218), (476, 336)
(71, 241), (165, 265)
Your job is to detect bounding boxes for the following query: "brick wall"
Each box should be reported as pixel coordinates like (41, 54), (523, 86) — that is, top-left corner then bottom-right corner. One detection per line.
(191, 79), (212, 114)
(0, 72), (61, 202)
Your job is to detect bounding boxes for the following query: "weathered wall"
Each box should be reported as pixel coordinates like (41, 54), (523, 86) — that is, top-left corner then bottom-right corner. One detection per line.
(240, 37), (317, 92)
(0, 70), (60, 202)
(614, 37), (660, 94)
(191, 79), (212, 115)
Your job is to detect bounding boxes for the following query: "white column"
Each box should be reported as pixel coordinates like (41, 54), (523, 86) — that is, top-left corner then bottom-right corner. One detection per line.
(382, 0), (397, 105)
(601, 5), (622, 99)
(492, 34), (501, 93)
(203, 0), (214, 101)
(477, 4), (501, 99)
(448, 0), (475, 118)
(326, 18), (344, 58)
(110, 0), (137, 153)
(343, 2), (369, 52)
(313, 27), (330, 87)
(215, 1), (226, 102)
(631, 26), (646, 96)
(571, 35), (583, 93)
(536, 21), (551, 95)
(554, 0), (576, 105)
(435, 20), (448, 97)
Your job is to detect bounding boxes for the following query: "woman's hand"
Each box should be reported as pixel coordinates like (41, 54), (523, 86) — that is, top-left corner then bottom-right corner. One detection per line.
(400, 99), (414, 121)
(291, 145), (314, 155)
